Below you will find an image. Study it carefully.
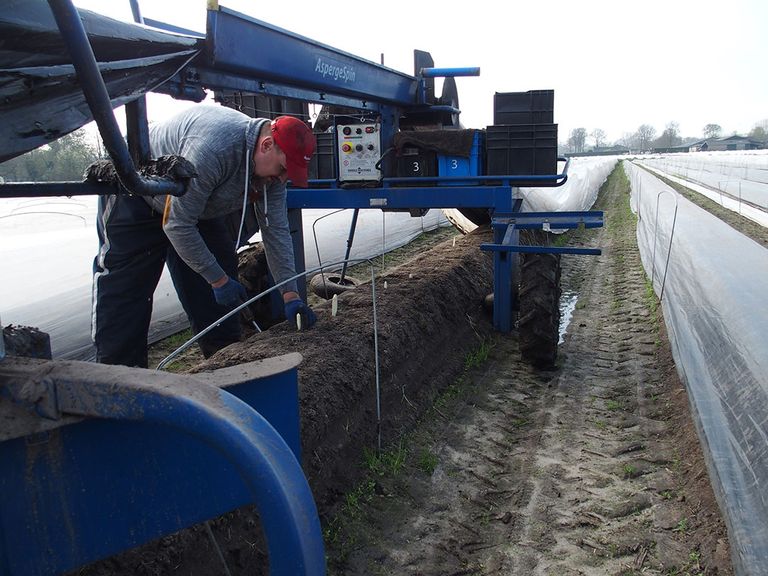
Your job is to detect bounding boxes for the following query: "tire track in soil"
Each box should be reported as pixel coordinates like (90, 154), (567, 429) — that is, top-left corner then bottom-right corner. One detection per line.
(328, 167), (732, 575)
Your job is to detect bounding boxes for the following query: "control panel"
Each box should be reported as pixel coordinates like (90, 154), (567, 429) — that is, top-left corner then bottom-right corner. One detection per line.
(337, 123), (382, 182)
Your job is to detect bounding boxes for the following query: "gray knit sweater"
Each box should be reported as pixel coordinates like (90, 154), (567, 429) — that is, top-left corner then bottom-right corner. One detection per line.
(147, 105), (298, 294)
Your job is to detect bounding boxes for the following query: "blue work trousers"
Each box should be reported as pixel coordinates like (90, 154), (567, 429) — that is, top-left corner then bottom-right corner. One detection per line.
(92, 194), (240, 367)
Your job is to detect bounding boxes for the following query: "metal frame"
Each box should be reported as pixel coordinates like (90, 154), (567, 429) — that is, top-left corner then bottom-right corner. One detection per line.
(0, 355), (324, 576)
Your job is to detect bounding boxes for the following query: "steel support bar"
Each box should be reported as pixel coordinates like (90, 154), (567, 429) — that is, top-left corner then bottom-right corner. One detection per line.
(288, 185), (517, 210)
(0, 181), (118, 198)
(490, 210), (604, 230)
(481, 244), (602, 255)
(491, 199), (523, 332)
(188, 67), (386, 111)
(206, 7), (417, 106)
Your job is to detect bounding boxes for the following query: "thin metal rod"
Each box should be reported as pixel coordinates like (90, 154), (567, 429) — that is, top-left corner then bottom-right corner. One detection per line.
(204, 521), (233, 576)
(311, 208), (347, 298)
(369, 264), (381, 452)
(156, 257), (384, 453)
(157, 257), (378, 371)
(339, 209), (360, 282)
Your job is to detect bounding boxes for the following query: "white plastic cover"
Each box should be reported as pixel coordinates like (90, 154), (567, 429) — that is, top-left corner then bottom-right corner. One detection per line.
(624, 161), (768, 575)
(0, 196), (448, 359)
(638, 150), (768, 210)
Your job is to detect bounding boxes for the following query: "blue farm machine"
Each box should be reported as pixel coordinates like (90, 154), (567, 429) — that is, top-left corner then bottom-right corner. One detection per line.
(0, 1), (603, 574)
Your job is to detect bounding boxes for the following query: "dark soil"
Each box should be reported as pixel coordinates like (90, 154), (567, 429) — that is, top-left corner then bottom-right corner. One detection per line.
(73, 164), (732, 575)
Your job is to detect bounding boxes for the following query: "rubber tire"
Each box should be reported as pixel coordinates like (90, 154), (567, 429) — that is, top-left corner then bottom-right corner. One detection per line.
(457, 207), (491, 226)
(309, 272), (359, 300)
(518, 251), (562, 369)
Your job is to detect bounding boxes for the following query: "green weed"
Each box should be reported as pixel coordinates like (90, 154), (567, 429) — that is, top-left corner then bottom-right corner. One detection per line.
(417, 449), (438, 475)
(465, 339), (492, 370)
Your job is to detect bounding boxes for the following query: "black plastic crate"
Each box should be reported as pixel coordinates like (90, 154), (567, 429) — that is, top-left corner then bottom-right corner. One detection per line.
(493, 90), (554, 125)
(395, 146), (437, 183)
(308, 132), (336, 180)
(486, 124), (558, 185)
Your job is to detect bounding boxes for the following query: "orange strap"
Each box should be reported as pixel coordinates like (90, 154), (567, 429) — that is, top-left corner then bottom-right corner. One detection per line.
(161, 195), (172, 227)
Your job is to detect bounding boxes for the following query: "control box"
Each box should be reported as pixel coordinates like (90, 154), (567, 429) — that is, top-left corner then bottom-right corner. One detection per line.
(337, 123), (382, 182)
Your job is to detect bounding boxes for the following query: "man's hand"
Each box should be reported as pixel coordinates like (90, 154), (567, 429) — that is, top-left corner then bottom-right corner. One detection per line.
(212, 277), (248, 309)
(284, 298), (317, 330)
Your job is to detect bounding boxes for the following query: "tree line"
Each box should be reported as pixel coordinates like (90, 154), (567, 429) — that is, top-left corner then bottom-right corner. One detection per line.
(564, 119), (768, 154)
(0, 128), (102, 183)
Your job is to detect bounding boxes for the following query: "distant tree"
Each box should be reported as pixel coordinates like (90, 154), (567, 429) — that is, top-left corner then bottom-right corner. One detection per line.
(703, 124), (722, 139)
(0, 128), (99, 182)
(636, 124), (656, 151)
(568, 128), (587, 153)
(619, 132), (638, 151)
(590, 128), (606, 149)
(749, 119), (768, 142)
(657, 122), (681, 148)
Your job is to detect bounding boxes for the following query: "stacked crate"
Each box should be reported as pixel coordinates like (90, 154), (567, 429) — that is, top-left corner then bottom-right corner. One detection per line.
(486, 89), (558, 185)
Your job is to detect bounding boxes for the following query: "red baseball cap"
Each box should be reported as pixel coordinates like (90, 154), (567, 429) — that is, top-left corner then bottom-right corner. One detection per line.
(271, 116), (316, 187)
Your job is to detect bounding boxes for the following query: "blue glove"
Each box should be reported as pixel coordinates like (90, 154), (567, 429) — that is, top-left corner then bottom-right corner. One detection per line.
(284, 298), (317, 330)
(212, 277), (247, 309)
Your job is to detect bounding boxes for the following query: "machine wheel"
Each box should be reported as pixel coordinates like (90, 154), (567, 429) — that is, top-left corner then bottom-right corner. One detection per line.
(309, 272), (359, 300)
(518, 251), (561, 369)
(457, 207), (491, 227)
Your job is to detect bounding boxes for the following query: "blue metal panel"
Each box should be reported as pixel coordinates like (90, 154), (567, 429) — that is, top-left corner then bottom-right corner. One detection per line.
(288, 185), (517, 210)
(206, 8), (417, 106)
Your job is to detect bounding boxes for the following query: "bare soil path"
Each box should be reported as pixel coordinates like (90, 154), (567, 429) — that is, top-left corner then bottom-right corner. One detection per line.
(324, 166), (732, 575)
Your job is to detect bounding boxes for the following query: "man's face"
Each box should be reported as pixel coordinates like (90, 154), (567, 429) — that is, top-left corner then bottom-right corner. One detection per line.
(253, 137), (288, 184)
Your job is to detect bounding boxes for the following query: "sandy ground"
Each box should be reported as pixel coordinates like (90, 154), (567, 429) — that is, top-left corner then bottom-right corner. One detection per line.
(322, 167), (732, 575)
(74, 165), (732, 575)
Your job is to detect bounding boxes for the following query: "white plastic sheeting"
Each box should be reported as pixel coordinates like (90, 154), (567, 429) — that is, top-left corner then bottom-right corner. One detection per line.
(521, 156), (619, 214)
(443, 156), (619, 234)
(639, 150), (768, 211)
(637, 163), (768, 228)
(0, 196), (448, 359)
(624, 161), (768, 575)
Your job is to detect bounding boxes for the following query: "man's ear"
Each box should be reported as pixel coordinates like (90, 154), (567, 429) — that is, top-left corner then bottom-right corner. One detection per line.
(260, 135), (275, 153)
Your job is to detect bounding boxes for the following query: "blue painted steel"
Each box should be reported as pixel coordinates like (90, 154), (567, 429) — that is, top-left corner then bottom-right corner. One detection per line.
(481, 244), (602, 255)
(490, 211), (605, 230)
(206, 8), (417, 106)
(0, 356), (323, 576)
(191, 67), (386, 112)
(288, 185), (519, 210)
(421, 67), (481, 77)
(491, 200), (523, 331)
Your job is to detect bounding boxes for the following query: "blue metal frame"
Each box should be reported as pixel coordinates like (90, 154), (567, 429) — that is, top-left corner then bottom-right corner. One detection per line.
(0, 355), (324, 576)
(479, 209), (604, 331)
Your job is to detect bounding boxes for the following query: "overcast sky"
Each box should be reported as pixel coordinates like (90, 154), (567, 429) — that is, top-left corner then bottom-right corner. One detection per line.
(73, 0), (767, 145)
